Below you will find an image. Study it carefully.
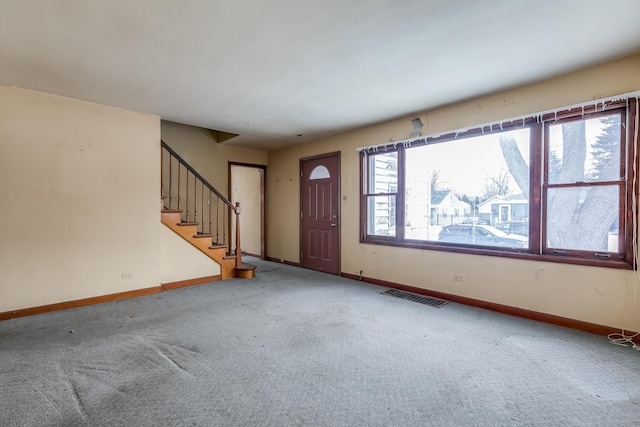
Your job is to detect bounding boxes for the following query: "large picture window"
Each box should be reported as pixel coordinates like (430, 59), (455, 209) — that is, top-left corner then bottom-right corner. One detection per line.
(360, 98), (639, 268)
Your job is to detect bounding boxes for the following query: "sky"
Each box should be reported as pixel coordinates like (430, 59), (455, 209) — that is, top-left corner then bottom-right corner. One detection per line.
(406, 127), (530, 197)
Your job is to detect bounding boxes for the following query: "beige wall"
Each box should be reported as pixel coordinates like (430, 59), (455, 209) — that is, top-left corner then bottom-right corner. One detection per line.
(0, 86), (161, 312)
(160, 225), (220, 283)
(161, 120), (268, 199)
(267, 53), (640, 332)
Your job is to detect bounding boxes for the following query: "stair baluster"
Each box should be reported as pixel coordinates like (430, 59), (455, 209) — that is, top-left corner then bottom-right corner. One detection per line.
(161, 141), (237, 257)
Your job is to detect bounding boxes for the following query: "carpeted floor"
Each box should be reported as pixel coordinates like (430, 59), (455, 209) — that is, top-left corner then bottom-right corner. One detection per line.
(1, 257), (639, 426)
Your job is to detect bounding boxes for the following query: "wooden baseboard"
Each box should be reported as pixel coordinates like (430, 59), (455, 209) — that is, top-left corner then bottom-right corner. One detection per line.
(341, 272), (638, 342)
(0, 275), (223, 322)
(0, 287), (161, 321)
(242, 251), (261, 258)
(266, 256), (300, 267)
(161, 275), (221, 291)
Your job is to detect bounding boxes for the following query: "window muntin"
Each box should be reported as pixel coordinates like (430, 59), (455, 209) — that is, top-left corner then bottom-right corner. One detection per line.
(359, 102), (636, 268)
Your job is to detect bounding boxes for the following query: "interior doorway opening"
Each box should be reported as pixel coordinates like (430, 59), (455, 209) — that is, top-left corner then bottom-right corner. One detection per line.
(229, 163), (266, 259)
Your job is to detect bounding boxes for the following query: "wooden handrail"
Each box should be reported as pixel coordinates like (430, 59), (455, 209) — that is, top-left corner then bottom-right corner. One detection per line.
(161, 141), (242, 265)
(161, 140), (236, 212)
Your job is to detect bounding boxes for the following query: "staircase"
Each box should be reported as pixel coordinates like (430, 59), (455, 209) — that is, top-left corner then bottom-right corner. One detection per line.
(161, 141), (256, 279)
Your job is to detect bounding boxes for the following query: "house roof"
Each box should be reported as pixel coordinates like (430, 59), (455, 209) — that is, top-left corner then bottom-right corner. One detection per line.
(1, 1), (639, 150)
(431, 190), (452, 205)
(479, 194), (528, 207)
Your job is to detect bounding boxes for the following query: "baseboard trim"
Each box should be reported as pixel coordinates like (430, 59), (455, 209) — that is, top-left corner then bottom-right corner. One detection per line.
(242, 251), (261, 258)
(161, 275), (221, 291)
(0, 287), (161, 321)
(6, 269), (634, 344)
(341, 272), (638, 341)
(0, 275), (223, 322)
(266, 256), (300, 267)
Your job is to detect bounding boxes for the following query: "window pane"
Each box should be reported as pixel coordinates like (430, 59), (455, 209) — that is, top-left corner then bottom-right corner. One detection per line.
(404, 127), (530, 249)
(405, 162), (431, 240)
(367, 195), (396, 236)
(547, 114), (621, 184)
(546, 186), (619, 252)
(368, 152), (397, 194)
(309, 165), (330, 180)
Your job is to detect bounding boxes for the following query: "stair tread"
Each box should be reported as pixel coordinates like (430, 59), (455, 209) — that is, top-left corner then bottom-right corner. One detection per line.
(178, 222), (199, 226)
(209, 244), (228, 249)
(162, 209), (182, 213)
(193, 233), (213, 238)
(236, 263), (257, 271)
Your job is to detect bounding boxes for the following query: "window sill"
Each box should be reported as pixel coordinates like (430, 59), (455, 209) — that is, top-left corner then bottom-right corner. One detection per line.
(360, 237), (634, 270)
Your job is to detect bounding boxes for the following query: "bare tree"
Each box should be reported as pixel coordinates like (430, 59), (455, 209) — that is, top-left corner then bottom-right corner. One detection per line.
(430, 169), (441, 193)
(481, 164), (511, 201)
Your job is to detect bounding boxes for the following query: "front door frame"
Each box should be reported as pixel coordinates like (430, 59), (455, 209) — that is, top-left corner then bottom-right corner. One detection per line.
(300, 152), (341, 274)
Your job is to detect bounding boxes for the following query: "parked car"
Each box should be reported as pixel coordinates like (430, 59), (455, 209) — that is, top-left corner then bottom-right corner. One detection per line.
(438, 224), (528, 248)
(461, 216), (489, 225)
(495, 221), (529, 237)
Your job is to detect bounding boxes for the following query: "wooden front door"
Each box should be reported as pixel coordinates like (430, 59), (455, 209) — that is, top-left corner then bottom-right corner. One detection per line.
(300, 153), (340, 274)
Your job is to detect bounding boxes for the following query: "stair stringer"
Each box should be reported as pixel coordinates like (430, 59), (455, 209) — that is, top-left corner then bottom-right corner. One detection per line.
(161, 210), (236, 279)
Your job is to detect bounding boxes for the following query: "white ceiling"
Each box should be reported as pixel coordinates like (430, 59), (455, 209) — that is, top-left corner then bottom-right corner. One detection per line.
(1, 1), (640, 150)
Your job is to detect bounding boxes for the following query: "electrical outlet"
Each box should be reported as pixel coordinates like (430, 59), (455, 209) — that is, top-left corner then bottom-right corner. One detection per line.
(122, 273), (133, 280)
(453, 274), (464, 282)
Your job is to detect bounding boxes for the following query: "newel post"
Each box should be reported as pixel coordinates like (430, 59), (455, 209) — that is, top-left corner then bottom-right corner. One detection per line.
(234, 202), (242, 267)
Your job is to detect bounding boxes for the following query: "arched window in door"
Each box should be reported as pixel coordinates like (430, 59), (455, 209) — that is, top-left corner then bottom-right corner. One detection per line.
(309, 166), (331, 181)
(309, 165), (330, 180)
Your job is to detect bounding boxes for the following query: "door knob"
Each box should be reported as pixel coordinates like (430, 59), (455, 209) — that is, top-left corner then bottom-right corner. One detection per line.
(331, 223), (337, 227)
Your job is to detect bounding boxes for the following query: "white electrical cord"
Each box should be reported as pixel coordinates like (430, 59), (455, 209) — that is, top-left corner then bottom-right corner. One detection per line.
(608, 331), (640, 351)
(608, 97), (640, 351)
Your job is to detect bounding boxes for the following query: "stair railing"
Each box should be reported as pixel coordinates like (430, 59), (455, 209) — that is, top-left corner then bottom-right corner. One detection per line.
(161, 141), (242, 267)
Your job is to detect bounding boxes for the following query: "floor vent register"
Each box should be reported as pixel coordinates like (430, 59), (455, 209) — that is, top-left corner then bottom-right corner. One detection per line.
(381, 289), (449, 308)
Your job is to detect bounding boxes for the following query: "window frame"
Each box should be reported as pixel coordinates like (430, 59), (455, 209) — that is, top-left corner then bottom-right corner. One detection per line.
(362, 150), (402, 239)
(541, 109), (627, 262)
(359, 100), (639, 269)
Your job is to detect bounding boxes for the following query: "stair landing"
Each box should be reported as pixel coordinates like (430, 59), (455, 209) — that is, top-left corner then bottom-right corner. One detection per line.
(235, 262), (257, 279)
